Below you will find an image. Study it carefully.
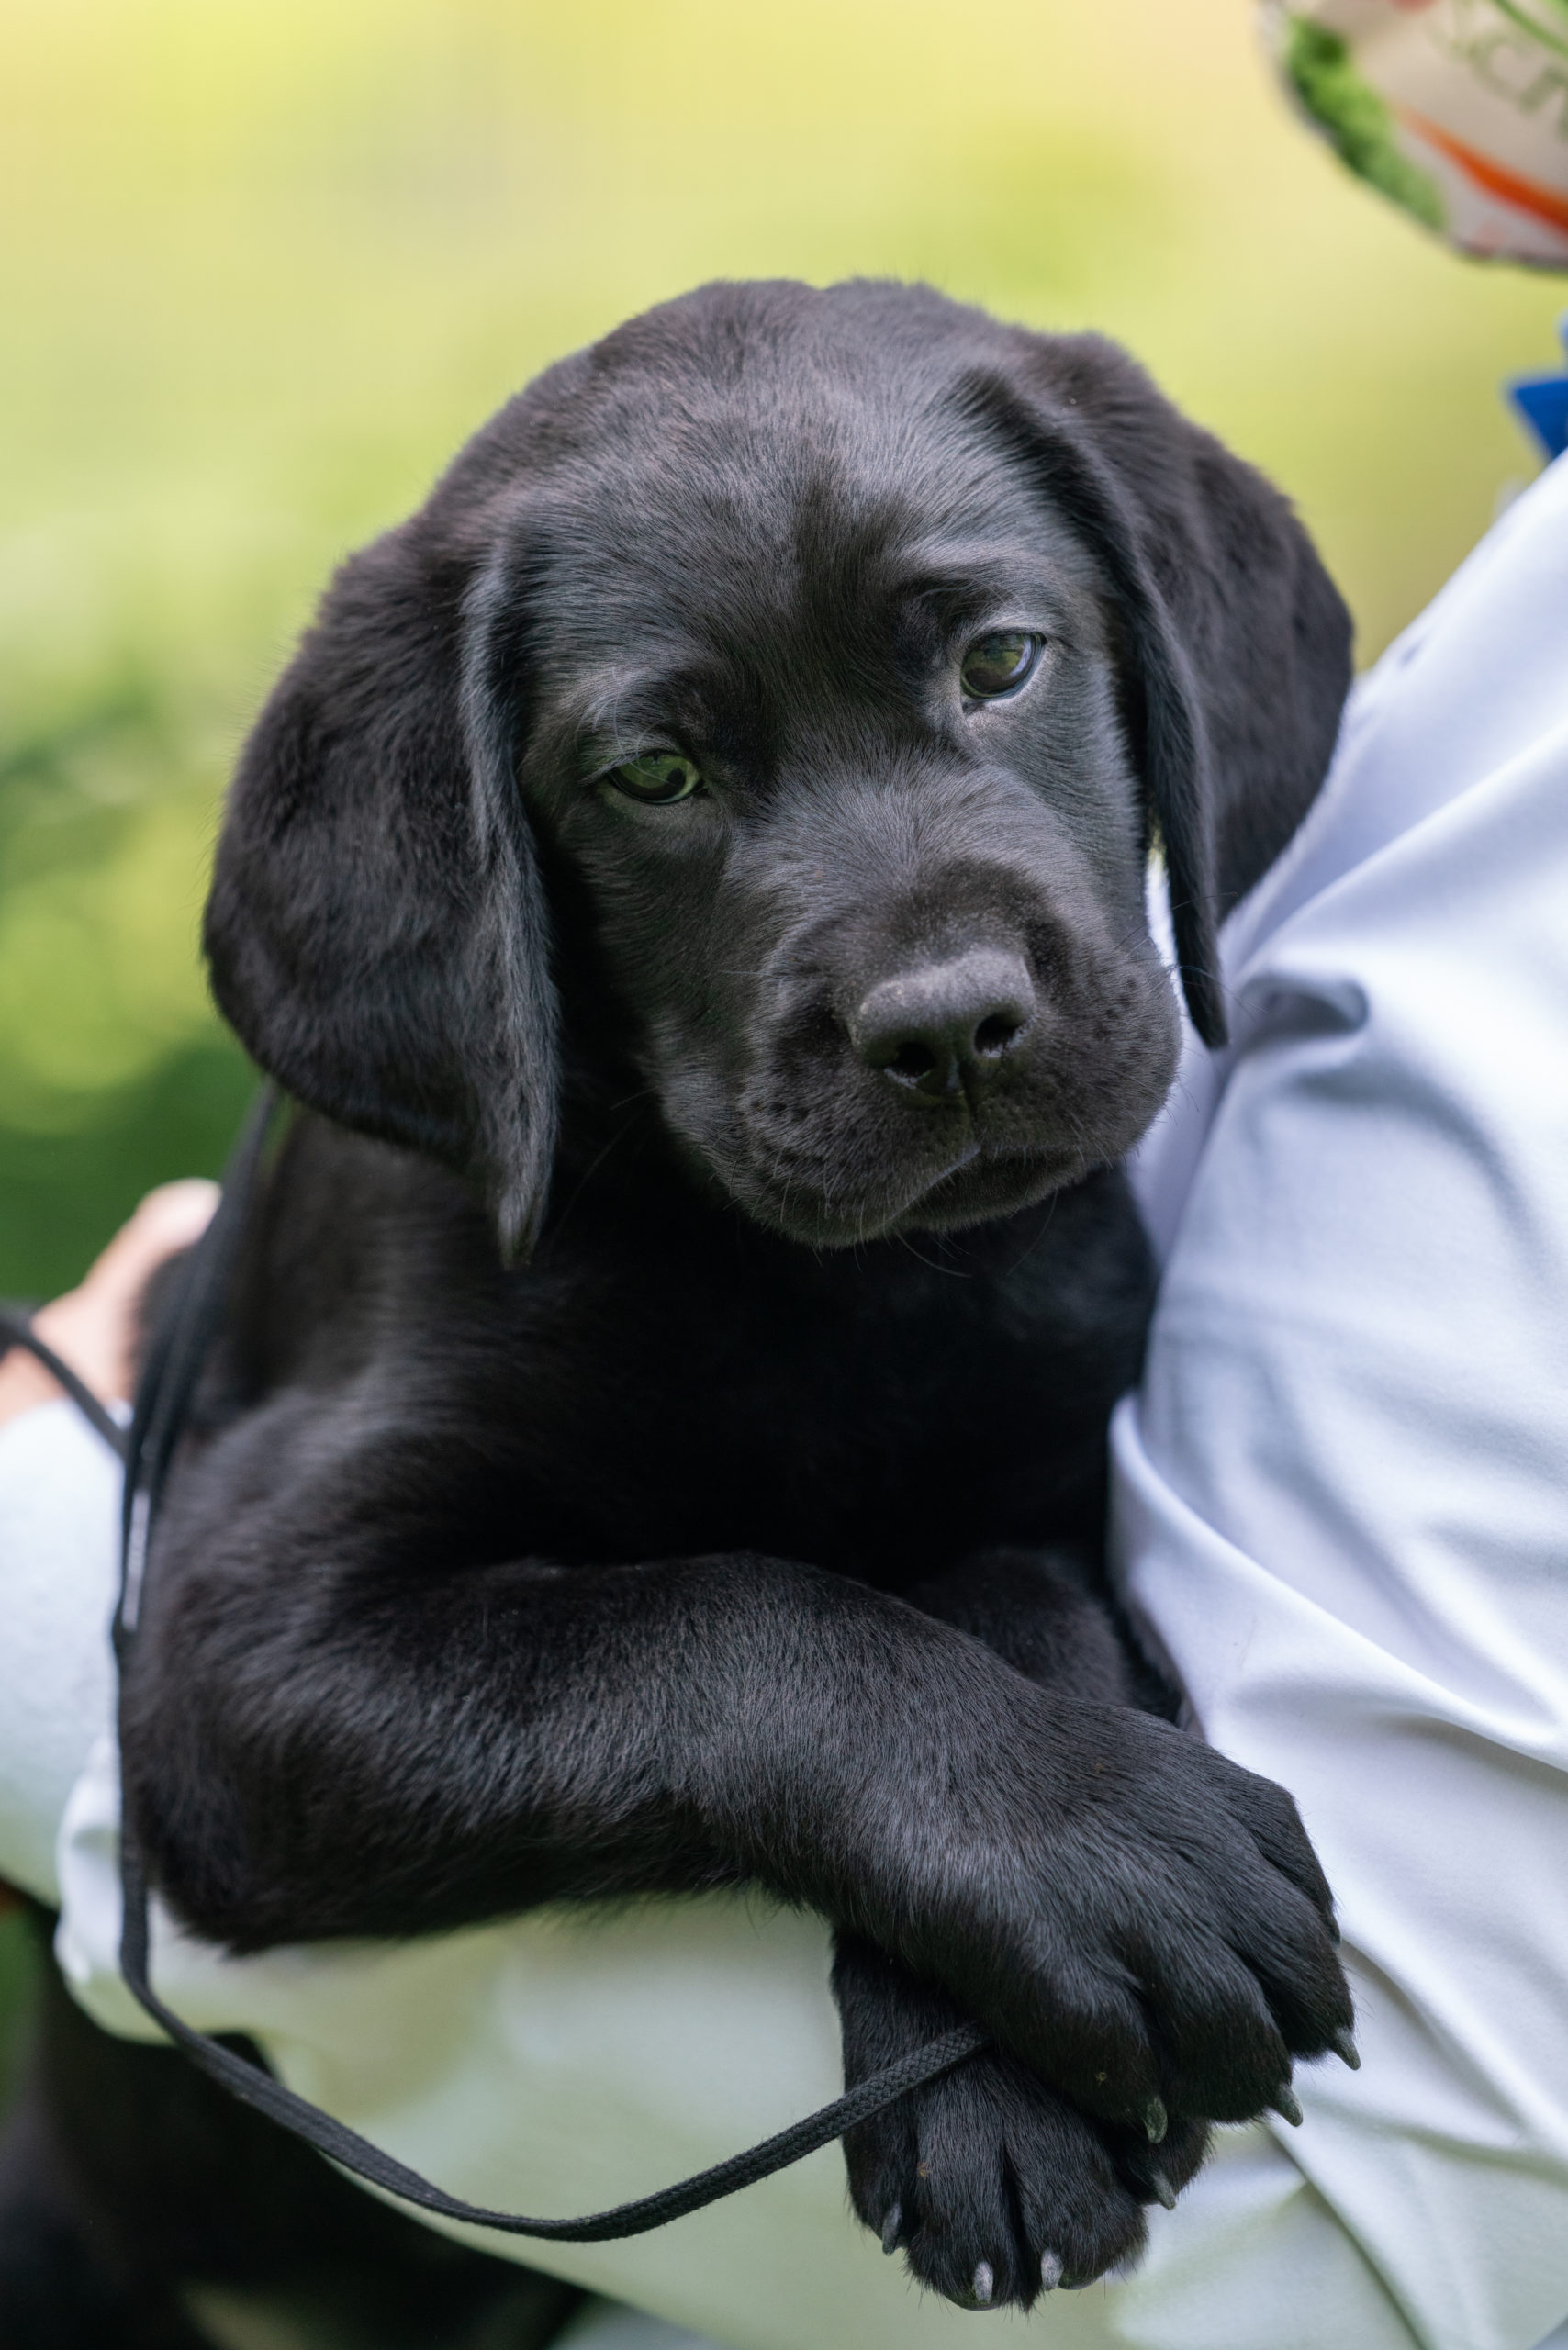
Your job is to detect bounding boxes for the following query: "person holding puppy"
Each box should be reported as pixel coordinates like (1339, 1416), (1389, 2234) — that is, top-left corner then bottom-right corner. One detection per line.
(4, 6), (1568, 2347)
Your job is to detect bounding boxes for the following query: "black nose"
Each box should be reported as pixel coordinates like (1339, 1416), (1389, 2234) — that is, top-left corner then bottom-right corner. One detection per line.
(849, 948), (1035, 1102)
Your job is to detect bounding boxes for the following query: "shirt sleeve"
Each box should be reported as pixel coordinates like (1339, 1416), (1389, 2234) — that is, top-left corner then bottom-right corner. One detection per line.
(0, 1399), (121, 1902)
(1111, 451), (1568, 2350)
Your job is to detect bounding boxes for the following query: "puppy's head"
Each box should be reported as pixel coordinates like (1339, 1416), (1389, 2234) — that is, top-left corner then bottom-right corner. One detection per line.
(207, 280), (1350, 1253)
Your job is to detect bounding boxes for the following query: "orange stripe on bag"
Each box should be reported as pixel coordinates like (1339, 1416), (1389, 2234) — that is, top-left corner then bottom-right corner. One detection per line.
(1400, 107), (1568, 236)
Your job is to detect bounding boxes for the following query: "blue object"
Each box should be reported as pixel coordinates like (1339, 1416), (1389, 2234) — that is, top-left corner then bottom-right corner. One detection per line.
(1506, 312), (1568, 463)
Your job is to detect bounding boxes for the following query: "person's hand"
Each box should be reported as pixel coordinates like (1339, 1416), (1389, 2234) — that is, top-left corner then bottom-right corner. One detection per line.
(0, 1180), (218, 1432)
(0, 1180), (216, 1918)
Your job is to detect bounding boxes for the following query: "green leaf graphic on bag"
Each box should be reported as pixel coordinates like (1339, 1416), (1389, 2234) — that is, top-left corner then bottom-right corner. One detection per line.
(1282, 22), (1446, 227)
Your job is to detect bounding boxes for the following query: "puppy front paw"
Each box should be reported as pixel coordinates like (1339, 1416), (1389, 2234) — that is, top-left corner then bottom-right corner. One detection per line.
(864, 1689), (1352, 2136)
(833, 1936), (1206, 2310)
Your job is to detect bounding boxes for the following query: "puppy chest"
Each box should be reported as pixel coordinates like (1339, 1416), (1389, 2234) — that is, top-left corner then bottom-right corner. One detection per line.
(498, 1251), (1127, 1585)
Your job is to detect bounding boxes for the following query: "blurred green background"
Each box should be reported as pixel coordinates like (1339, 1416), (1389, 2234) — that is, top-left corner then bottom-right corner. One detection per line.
(0, 0), (1562, 2065)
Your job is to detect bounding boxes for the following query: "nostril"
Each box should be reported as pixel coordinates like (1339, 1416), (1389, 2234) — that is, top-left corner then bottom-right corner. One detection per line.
(888, 1039), (940, 1084)
(974, 1012), (1025, 1058)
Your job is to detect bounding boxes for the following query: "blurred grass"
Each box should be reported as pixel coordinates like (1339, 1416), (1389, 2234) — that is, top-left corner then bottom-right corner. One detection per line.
(2, 0), (1562, 1293)
(0, 0), (1562, 2070)
(0, 1908), (33, 2111)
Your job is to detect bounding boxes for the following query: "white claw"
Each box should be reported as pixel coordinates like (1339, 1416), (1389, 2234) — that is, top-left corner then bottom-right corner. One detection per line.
(971, 2262), (994, 2308)
(1040, 2251), (1064, 2291)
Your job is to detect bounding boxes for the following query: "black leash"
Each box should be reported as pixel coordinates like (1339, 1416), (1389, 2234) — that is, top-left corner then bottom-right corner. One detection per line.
(101, 1088), (988, 2241)
(0, 1305), (129, 1460)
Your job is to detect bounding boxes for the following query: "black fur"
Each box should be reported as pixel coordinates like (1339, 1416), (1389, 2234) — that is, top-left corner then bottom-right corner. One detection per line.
(10, 280), (1356, 2334)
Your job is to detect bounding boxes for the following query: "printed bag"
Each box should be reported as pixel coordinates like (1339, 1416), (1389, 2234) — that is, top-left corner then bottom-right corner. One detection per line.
(1262, 0), (1568, 266)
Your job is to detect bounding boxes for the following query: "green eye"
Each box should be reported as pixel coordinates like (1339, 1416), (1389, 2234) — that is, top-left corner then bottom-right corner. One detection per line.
(960, 631), (1041, 701)
(607, 752), (703, 805)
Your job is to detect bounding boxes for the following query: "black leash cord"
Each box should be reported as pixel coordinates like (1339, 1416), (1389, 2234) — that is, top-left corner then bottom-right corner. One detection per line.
(108, 1086), (990, 2240)
(0, 1304), (129, 1460)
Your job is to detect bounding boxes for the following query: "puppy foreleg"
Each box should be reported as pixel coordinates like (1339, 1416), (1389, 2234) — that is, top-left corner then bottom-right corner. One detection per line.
(124, 1434), (1348, 2153)
(833, 1546), (1209, 2303)
(902, 1542), (1140, 1707)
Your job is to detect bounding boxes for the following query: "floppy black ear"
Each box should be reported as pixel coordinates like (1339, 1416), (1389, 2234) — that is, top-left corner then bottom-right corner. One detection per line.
(205, 515), (558, 1259)
(961, 339), (1351, 1046)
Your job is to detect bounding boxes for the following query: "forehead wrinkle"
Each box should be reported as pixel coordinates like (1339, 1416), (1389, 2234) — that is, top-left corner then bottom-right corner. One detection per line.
(560, 362), (953, 595)
(572, 666), (698, 756)
(543, 345), (1017, 609)
(530, 378), (1101, 772)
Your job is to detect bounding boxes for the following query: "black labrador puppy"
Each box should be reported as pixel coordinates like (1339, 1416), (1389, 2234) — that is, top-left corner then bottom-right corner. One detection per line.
(15, 278), (1357, 2340)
